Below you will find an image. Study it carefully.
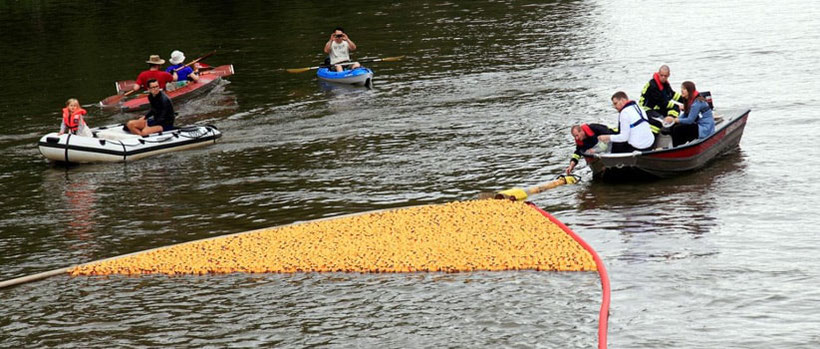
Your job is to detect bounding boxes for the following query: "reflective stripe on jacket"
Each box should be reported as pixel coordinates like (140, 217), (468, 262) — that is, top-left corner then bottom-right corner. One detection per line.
(639, 72), (684, 118)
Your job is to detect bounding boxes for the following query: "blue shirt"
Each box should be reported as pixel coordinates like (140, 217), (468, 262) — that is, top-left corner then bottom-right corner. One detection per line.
(166, 64), (195, 82)
(678, 99), (715, 139)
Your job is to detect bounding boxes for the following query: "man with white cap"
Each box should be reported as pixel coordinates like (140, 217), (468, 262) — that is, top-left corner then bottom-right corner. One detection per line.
(165, 50), (200, 84)
(132, 54), (176, 92)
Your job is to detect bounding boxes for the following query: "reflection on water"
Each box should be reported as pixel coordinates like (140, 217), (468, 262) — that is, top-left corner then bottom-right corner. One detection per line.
(63, 176), (98, 244)
(2, 271), (601, 348)
(562, 151), (749, 264)
(318, 80), (373, 94)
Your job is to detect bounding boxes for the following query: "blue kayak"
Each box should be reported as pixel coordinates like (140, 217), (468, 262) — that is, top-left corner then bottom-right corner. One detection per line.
(317, 66), (373, 88)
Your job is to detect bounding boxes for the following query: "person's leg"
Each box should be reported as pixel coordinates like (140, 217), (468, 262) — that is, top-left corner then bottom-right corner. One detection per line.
(611, 142), (635, 153)
(645, 110), (664, 133)
(671, 123), (698, 146)
(352, 62), (361, 69)
(139, 125), (164, 136)
(127, 118), (146, 135)
(334, 64), (343, 72)
(682, 123), (699, 144)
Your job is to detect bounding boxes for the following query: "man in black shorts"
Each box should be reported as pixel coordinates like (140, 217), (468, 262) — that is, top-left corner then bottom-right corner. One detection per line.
(126, 79), (175, 135)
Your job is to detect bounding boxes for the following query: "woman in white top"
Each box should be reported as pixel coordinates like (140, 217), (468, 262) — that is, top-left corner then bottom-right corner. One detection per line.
(598, 91), (655, 153)
(323, 27), (360, 72)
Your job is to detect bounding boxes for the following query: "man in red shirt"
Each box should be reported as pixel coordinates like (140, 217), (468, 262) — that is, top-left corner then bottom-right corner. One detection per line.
(132, 55), (176, 92)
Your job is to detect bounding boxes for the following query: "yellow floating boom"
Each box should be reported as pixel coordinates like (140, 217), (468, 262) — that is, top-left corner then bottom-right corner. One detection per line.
(483, 175), (580, 201)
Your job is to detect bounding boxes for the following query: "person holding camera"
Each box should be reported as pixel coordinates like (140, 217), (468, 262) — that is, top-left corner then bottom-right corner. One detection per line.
(323, 27), (360, 72)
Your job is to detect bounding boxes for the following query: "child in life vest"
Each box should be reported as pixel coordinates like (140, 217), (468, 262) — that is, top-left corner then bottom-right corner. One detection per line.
(59, 98), (92, 137)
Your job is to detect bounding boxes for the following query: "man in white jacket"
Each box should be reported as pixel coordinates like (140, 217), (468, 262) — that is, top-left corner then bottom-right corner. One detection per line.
(598, 91), (655, 153)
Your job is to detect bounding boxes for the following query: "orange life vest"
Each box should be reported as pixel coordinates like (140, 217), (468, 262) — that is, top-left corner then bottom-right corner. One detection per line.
(575, 124), (596, 146)
(62, 107), (87, 132)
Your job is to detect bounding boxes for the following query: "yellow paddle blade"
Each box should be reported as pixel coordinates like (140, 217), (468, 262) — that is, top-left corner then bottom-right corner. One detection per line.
(380, 55), (405, 62)
(286, 67), (312, 73)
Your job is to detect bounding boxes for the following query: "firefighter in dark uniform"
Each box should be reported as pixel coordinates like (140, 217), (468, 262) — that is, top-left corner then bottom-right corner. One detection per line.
(638, 65), (686, 134)
(565, 123), (616, 174)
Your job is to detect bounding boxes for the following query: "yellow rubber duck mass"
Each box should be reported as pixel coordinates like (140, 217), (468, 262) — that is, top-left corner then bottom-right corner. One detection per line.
(69, 200), (596, 276)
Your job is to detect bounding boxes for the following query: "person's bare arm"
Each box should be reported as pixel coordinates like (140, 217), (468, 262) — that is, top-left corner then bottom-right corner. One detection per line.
(343, 33), (357, 51)
(324, 33), (334, 54)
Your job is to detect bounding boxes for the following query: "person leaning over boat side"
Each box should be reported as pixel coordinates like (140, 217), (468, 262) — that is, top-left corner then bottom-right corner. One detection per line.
(638, 65), (686, 134)
(598, 91), (655, 153)
(58, 98), (92, 137)
(565, 123), (616, 174)
(165, 50), (200, 90)
(126, 79), (175, 136)
(132, 55), (176, 92)
(323, 27), (360, 72)
(664, 81), (715, 146)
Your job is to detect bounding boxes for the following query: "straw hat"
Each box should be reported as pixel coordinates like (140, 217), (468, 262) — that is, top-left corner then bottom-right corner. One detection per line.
(169, 50), (185, 65)
(145, 55), (165, 65)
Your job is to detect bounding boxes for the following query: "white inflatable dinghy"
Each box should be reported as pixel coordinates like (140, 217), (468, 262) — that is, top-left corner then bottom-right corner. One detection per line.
(38, 123), (221, 163)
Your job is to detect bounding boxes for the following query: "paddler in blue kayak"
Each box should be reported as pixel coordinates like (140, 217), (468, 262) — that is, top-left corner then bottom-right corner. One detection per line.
(323, 27), (360, 72)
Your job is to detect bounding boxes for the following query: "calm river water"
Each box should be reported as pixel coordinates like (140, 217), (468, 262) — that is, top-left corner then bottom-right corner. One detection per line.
(2, 0), (819, 348)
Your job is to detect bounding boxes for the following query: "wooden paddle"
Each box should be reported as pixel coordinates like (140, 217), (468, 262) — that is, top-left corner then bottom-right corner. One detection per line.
(199, 65), (234, 76)
(286, 55), (405, 73)
(173, 50), (216, 72)
(478, 174), (581, 201)
(99, 89), (137, 107)
(115, 80), (136, 94)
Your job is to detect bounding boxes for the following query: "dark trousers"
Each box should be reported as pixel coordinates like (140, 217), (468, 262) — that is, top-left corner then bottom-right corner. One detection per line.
(670, 123), (699, 147)
(645, 109), (665, 131)
(612, 142), (652, 153)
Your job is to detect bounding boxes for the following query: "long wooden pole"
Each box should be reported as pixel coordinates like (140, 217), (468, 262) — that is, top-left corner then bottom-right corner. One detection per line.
(0, 267), (71, 289)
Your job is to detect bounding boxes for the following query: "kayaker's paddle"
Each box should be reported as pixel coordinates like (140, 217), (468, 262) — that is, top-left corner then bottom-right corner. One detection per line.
(199, 65), (233, 76)
(173, 50), (216, 72)
(355, 55), (405, 64)
(99, 89), (137, 107)
(478, 174), (581, 201)
(286, 55), (406, 73)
